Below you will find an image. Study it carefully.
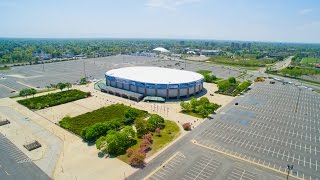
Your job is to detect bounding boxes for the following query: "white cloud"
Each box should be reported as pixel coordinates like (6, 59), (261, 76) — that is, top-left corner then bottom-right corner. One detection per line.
(298, 8), (313, 15)
(145, 0), (202, 10)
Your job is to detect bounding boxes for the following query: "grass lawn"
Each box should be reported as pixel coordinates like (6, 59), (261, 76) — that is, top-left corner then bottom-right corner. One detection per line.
(59, 104), (147, 135)
(17, 89), (88, 110)
(301, 58), (320, 64)
(207, 56), (275, 68)
(181, 110), (204, 118)
(118, 120), (180, 164)
(0, 66), (10, 70)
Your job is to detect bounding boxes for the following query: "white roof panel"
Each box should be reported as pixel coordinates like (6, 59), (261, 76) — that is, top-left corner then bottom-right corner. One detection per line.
(106, 66), (203, 84)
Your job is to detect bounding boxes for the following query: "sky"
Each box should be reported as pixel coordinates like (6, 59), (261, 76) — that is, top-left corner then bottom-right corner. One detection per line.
(0, 0), (320, 43)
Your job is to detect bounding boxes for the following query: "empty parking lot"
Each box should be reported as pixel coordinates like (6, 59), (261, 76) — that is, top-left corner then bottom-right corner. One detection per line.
(194, 82), (320, 179)
(0, 55), (243, 98)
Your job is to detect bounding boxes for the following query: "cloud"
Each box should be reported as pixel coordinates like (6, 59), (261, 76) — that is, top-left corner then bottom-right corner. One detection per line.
(145, 0), (202, 10)
(298, 8), (313, 15)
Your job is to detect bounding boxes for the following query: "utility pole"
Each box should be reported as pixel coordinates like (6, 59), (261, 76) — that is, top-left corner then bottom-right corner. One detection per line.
(83, 60), (87, 78)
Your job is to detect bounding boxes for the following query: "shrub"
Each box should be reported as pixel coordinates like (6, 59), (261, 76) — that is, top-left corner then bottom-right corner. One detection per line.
(130, 151), (146, 167)
(18, 90), (87, 110)
(126, 148), (134, 157)
(81, 118), (122, 141)
(124, 109), (140, 125)
(182, 123), (191, 131)
(135, 118), (150, 138)
(147, 114), (165, 131)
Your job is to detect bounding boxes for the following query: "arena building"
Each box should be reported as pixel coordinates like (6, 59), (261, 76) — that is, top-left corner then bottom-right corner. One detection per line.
(105, 67), (204, 99)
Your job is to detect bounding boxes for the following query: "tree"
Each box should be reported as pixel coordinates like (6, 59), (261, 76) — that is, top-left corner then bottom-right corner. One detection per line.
(228, 77), (236, 84)
(199, 97), (209, 105)
(30, 88), (37, 98)
(217, 80), (231, 92)
(135, 118), (150, 138)
(147, 114), (165, 131)
(65, 82), (72, 90)
(122, 126), (136, 139)
(124, 109), (139, 125)
(190, 97), (199, 109)
(79, 77), (88, 85)
(180, 101), (191, 111)
(19, 89), (31, 98)
(56, 82), (66, 91)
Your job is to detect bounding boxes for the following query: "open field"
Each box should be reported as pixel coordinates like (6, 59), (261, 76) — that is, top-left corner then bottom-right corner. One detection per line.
(118, 120), (180, 164)
(301, 57), (320, 65)
(17, 89), (88, 110)
(208, 56), (276, 67)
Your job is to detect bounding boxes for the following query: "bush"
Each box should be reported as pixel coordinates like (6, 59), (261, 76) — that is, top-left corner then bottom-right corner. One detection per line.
(126, 148), (134, 157)
(130, 151), (146, 167)
(182, 123), (191, 131)
(81, 118), (122, 141)
(147, 114), (165, 131)
(124, 109), (140, 125)
(59, 104), (147, 136)
(135, 118), (150, 138)
(18, 90), (87, 110)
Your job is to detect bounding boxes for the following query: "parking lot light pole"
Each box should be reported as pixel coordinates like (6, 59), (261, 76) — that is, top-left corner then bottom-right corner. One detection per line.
(287, 164), (293, 180)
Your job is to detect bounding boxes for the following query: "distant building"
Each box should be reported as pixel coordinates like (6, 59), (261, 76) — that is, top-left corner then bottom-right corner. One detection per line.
(201, 50), (222, 56)
(315, 64), (320, 68)
(153, 47), (170, 54)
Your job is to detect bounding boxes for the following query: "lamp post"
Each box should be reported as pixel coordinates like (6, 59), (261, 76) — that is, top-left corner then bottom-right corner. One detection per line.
(287, 164), (293, 180)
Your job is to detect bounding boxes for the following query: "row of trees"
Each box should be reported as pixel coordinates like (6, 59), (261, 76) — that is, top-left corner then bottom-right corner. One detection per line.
(19, 88), (37, 98)
(180, 97), (221, 118)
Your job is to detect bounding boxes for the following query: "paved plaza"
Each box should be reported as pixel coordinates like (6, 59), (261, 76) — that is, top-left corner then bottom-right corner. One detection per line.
(130, 81), (320, 180)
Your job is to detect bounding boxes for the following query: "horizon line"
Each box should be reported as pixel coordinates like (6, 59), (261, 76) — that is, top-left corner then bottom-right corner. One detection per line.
(0, 36), (319, 45)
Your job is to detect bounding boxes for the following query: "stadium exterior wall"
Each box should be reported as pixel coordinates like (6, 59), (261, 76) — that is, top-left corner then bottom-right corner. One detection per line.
(105, 75), (203, 99)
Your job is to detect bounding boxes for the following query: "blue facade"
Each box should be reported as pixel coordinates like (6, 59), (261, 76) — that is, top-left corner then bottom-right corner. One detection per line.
(105, 74), (203, 98)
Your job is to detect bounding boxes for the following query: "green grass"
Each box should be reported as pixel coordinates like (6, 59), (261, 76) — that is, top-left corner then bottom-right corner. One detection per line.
(314, 89), (320, 94)
(59, 104), (147, 135)
(196, 70), (211, 75)
(181, 111), (204, 118)
(17, 89), (88, 110)
(301, 58), (320, 64)
(118, 120), (180, 163)
(207, 56), (276, 68)
(0, 66), (10, 70)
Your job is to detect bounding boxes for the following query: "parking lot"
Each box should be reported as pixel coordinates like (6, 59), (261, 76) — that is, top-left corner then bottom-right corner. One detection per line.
(0, 133), (50, 180)
(135, 143), (283, 180)
(193, 82), (320, 179)
(0, 55), (243, 98)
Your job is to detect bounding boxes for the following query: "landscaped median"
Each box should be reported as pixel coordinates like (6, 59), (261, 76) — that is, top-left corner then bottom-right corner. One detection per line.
(59, 103), (180, 167)
(17, 89), (89, 110)
(180, 97), (221, 118)
(216, 77), (252, 96)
